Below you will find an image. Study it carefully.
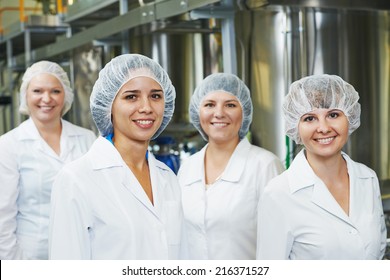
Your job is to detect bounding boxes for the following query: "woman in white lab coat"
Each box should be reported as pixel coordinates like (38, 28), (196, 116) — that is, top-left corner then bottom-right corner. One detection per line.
(257, 74), (387, 259)
(178, 73), (284, 259)
(49, 54), (187, 259)
(0, 61), (96, 260)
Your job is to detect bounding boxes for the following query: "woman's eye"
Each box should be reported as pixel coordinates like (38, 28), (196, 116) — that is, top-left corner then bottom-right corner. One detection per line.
(52, 89), (62, 94)
(151, 93), (162, 99)
(226, 103), (237, 108)
(303, 116), (314, 122)
(32, 89), (41, 93)
(204, 103), (214, 107)
(329, 112), (339, 118)
(125, 94), (136, 100)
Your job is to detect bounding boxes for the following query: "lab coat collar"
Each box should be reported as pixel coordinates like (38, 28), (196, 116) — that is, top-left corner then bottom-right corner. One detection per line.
(181, 145), (206, 185)
(287, 149), (375, 226)
(89, 137), (172, 172)
(62, 119), (92, 137)
(220, 137), (251, 182)
(182, 137), (251, 185)
(150, 153), (172, 172)
(18, 118), (80, 160)
(17, 118), (41, 140)
(17, 118), (87, 140)
(90, 136), (125, 170)
(89, 137), (169, 220)
(144, 153), (171, 219)
(287, 149), (375, 193)
(121, 157), (160, 220)
(343, 152), (376, 179)
(287, 149), (320, 193)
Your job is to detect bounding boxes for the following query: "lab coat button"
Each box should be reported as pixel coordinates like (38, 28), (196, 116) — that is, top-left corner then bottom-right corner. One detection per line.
(349, 229), (358, 235)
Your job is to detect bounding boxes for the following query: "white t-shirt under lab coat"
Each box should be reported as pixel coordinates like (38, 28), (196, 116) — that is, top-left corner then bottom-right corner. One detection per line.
(49, 136), (187, 260)
(257, 149), (387, 260)
(178, 137), (285, 259)
(0, 118), (96, 260)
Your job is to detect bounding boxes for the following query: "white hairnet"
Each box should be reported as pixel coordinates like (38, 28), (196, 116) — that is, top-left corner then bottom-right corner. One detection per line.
(189, 73), (253, 141)
(19, 60), (74, 116)
(90, 54), (176, 139)
(283, 74), (361, 144)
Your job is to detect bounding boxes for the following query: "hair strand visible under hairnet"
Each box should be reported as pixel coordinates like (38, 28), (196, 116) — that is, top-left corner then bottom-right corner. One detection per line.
(283, 74), (361, 144)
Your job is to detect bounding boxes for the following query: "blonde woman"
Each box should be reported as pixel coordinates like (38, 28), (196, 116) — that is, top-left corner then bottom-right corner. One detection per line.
(0, 61), (96, 259)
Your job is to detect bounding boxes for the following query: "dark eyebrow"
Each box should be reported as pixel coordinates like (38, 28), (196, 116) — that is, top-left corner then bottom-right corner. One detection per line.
(202, 99), (239, 103)
(300, 113), (315, 119)
(120, 89), (139, 95)
(120, 88), (163, 95)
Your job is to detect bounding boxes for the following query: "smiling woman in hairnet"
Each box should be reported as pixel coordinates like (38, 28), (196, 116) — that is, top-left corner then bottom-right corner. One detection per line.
(49, 54), (188, 260)
(0, 61), (96, 260)
(178, 73), (284, 259)
(257, 74), (387, 260)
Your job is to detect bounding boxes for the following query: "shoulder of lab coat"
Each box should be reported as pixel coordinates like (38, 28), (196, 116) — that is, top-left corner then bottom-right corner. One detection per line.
(63, 136), (173, 175)
(177, 143), (207, 185)
(0, 118), (95, 150)
(61, 119), (96, 141)
(13, 118), (40, 140)
(14, 118), (96, 142)
(216, 138), (284, 186)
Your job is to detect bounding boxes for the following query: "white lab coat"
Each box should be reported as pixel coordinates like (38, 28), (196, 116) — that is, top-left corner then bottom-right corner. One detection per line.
(0, 118), (96, 259)
(257, 149), (387, 260)
(178, 137), (285, 259)
(49, 136), (187, 260)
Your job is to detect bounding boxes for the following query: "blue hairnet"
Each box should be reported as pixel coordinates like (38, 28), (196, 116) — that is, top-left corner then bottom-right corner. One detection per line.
(283, 74), (361, 144)
(19, 61), (74, 116)
(90, 54), (176, 139)
(189, 73), (253, 141)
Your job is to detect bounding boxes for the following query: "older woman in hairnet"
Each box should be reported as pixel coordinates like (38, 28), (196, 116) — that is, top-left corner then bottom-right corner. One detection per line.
(178, 73), (284, 259)
(49, 54), (187, 260)
(0, 61), (96, 260)
(257, 74), (387, 260)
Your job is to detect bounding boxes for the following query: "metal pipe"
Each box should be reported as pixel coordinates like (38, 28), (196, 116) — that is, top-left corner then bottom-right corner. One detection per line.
(220, 12), (237, 74)
(0, 7), (37, 34)
(24, 28), (31, 66)
(120, 0), (130, 54)
(56, 0), (63, 14)
(19, 0), (25, 23)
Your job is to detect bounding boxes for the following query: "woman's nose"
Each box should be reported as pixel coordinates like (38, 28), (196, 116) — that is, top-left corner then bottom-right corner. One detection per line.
(213, 104), (225, 118)
(41, 92), (51, 102)
(139, 97), (152, 113)
(317, 118), (331, 133)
